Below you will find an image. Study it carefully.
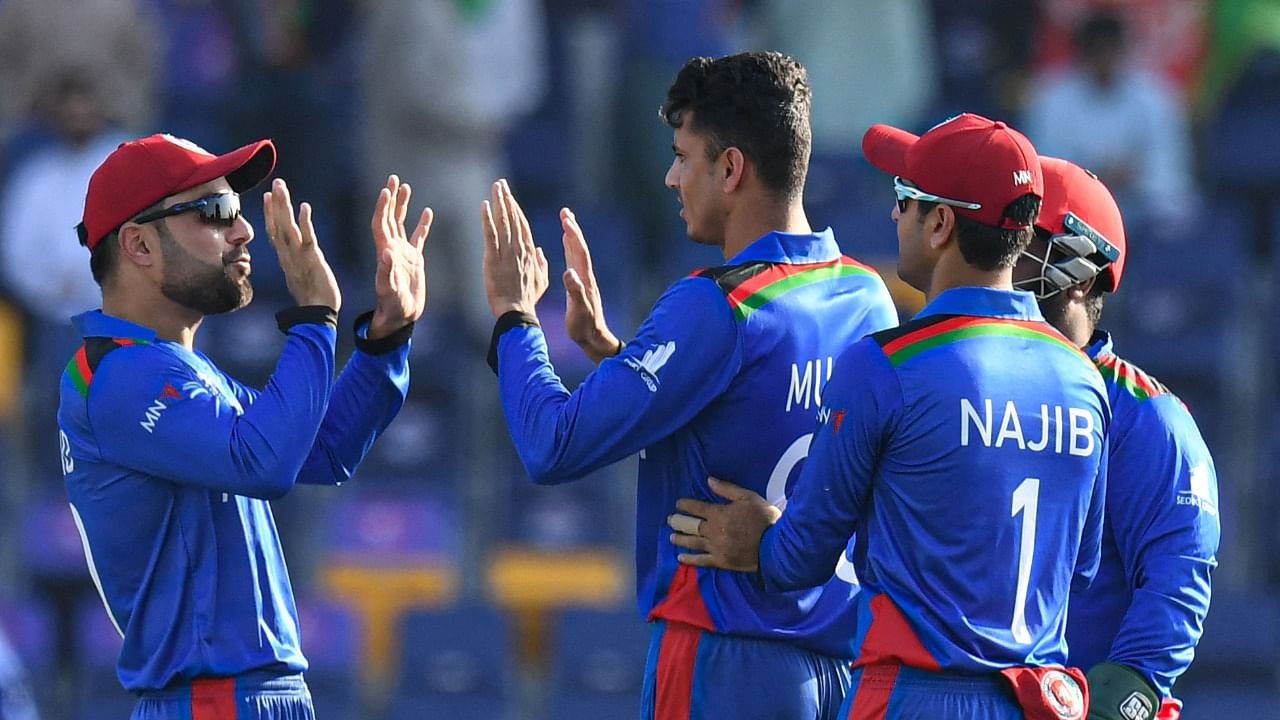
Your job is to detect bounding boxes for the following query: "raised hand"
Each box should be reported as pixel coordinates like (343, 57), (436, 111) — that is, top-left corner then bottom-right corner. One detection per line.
(481, 179), (549, 318)
(369, 175), (432, 339)
(668, 477), (782, 572)
(561, 208), (622, 363)
(262, 178), (341, 311)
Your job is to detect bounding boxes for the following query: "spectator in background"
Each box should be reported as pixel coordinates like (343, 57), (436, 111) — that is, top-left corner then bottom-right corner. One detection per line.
(1024, 9), (1197, 234)
(0, 0), (160, 156)
(362, 0), (547, 345)
(0, 69), (132, 480)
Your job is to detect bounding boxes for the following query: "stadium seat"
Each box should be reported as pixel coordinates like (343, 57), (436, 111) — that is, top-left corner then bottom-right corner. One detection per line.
(383, 604), (517, 720)
(542, 606), (650, 720)
(295, 597), (361, 717)
(320, 492), (458, 690)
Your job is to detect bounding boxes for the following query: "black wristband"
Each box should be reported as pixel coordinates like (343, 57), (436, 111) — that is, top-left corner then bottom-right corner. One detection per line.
(276, 305), (338, 333)
(353, 310), (413, 355)
(487, 310), (540, 374)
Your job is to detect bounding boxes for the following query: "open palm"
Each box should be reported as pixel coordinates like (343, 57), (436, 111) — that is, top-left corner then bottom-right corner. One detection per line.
(370, 175), (432, 338)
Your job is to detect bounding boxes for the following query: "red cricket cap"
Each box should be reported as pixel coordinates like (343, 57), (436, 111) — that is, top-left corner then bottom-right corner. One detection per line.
(79, 134), (276, 250)
(1037, 156), (1127, 291)
(862, 113), (1043, 229)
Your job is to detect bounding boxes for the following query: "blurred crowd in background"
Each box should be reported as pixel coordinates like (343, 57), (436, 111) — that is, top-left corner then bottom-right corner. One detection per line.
(0, 0), (1277, 718)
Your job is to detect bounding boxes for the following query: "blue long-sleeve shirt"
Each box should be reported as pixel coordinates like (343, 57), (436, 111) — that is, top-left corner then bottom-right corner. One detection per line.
(57, 308), (410, 692)
(1064, 331), (1220, 697)
(496, 229), (897, 657)
(759, 287), (1110, 672)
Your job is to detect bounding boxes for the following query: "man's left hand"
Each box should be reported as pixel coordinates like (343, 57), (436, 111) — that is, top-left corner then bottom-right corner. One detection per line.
(668, 477), (781, 572)
(369, 175), (432, 339)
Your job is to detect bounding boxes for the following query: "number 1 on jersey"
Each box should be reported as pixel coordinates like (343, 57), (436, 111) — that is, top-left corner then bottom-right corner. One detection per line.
(1010, 477), (1040, 645)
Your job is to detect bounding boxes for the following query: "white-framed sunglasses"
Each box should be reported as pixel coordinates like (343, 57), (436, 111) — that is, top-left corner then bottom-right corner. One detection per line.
(893, 176), (982, 213)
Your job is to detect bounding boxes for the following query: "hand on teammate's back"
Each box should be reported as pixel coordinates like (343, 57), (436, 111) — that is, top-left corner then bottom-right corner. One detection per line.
(368, 175), (432, 339)
(262, 178), (342, 311)
(480, 179), (549, 319)
(668, 478), (782, 573)
(560, 207), (622, 363)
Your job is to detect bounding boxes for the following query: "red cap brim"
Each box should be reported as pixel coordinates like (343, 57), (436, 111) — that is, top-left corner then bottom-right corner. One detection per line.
(862, 124), (919, 177)
(183, 139), (277, 196)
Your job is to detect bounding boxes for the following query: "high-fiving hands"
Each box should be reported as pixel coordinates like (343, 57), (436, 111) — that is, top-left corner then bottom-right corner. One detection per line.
(369, 175), (432, 339)
(481, 179), (549, 318)
(262, 178), (341, 312)
(561, 208), (622, 363)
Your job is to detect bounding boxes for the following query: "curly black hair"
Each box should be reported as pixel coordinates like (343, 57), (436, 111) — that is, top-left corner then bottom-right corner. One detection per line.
(660, 51), (812, 201)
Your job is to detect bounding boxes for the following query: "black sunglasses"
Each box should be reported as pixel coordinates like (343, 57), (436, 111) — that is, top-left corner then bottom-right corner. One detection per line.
(132, 193), (242, 228)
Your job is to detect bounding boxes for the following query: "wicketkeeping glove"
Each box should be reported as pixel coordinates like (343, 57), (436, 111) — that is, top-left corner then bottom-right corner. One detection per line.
(1086, 662), (1160, 720)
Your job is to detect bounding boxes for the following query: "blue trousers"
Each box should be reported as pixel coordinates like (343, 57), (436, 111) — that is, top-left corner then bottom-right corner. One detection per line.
(641, 620), (852, 720)
(838, 666), (1024, 719)
(132, 673), (314, 720)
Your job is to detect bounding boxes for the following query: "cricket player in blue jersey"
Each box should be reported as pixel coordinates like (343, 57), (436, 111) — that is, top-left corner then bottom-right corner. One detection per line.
(481, 52), (898, 719)
(670, 113), (1111, 720)
(58, 134), (431, 719)
(1014, 157), (1220, 720)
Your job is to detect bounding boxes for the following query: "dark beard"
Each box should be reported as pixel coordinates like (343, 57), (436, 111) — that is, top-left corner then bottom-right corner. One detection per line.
(157, 225), (253, 315)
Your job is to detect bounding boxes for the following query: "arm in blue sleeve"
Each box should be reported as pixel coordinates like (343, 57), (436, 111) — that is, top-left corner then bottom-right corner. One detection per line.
(89, 321), (337, 499)
(295, 314), (412, 485)
(758, 341), (900, 592)
(1104, 397), (1221, 697)
(496, 278), (742, 484)
(1073, 432), (1108, 592)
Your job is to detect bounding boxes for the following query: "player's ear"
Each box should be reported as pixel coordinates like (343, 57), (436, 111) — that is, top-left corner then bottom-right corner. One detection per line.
(721, 146), (746, 193)
(927, 205), (957, 252)
(118, 223), (158, 269)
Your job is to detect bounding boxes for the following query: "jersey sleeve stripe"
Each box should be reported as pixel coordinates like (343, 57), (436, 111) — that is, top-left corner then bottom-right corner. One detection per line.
(730, 260), (879, 321)
(1094, 354), (1169, 401)
(881, 318), (1093, 369)
(67, 346), (91, 398)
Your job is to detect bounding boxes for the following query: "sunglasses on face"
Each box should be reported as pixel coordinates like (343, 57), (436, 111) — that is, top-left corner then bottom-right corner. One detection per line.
(893, 176), (983, 214)
(132, 193), (242, 228)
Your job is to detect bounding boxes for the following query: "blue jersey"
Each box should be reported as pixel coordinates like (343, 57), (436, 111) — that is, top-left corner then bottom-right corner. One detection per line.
(495, 229), (897, 657)
(57, 309), (410, 692)
(1064, 332), (1220, 697)
(758, 287), (1109, 672)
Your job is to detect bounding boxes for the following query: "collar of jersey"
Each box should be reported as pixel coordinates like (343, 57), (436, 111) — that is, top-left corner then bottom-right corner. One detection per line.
(72, 309), (161, 342)
(914, 287), (1046, 322)
(1084, 329), (1113, 361)
(724, 227), (839, 265)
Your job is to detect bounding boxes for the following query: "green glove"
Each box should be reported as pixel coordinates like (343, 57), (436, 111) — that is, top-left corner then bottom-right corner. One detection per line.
(1086, 662), (1160, 720)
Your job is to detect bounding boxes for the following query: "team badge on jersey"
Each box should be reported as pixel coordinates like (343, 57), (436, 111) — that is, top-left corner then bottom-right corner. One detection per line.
(1041, 669), (1085, 720)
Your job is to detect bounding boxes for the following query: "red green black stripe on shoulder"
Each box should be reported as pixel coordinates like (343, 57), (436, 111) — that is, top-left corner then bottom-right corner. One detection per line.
(1093, 354), (1171, 401)
(872, 314), (1093, 369)
(691, 256), (879, 321)
(65, 336), (151, 398)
